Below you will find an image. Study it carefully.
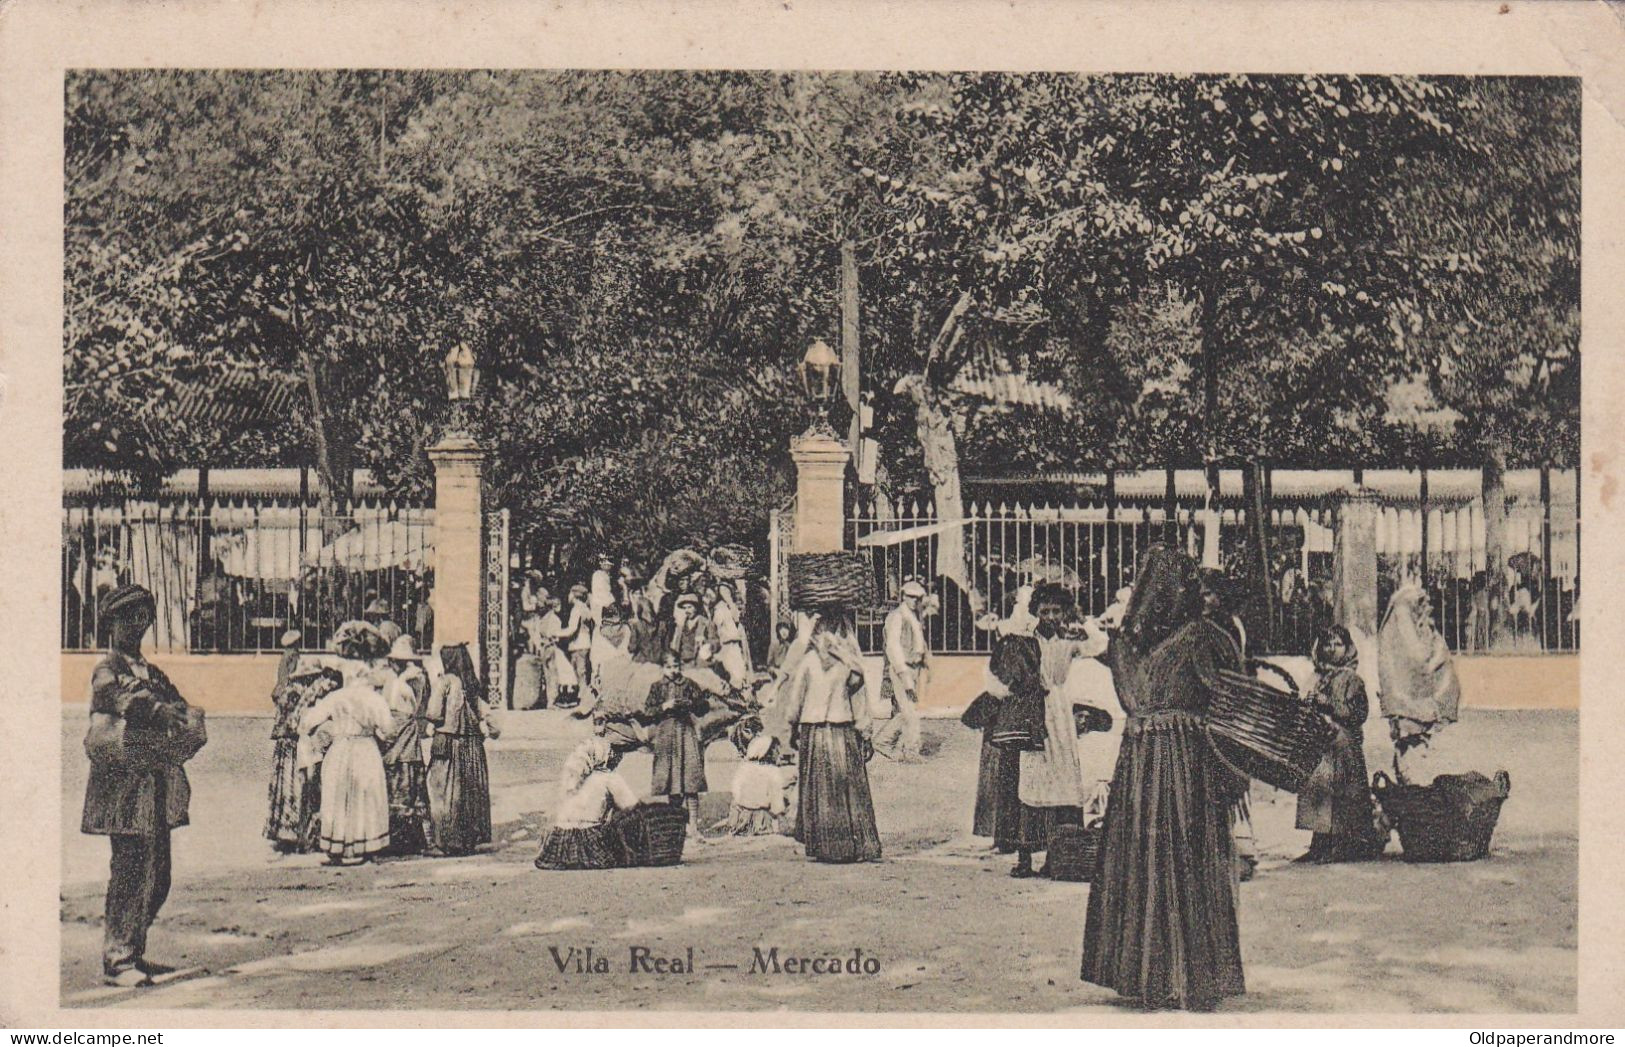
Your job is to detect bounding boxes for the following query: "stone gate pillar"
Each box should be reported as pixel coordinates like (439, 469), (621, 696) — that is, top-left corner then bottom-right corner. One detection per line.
(790, 430), (850, 554)
(1333, 487), (1381, 639)
(428, 433), (487, 671)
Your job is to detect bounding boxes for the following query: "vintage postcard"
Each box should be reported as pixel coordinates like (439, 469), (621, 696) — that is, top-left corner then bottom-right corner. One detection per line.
(2, 0), (1623, 1030)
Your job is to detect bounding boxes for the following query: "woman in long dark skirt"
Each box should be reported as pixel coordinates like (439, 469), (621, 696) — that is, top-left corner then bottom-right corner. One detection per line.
(1080, 546), (1248, 1011)
(426, 644), (495, 856)
(266, 663), (339, 851)
(779, 613), (881, 863)
(972, 730), (1023, 853)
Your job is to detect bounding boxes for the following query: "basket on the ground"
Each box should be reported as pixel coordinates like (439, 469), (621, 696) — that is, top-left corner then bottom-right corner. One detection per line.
(1372, 769), (1511, 863)
(787, 552), (877, 611)
(1044, 819), (1104, 882)
(1205, 660), (1335, 793)
(616, 803), (690, 867)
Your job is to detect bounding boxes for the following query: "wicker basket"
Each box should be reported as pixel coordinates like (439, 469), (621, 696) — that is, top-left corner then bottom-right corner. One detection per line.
(1044, 819), (1104, 882)
(708, 543), (755, 580)
(787, 552), (877, 611)
(1205, 660), (1335, 793)
(1372, 770), (1511, 863)
(617, 804), (690, 867)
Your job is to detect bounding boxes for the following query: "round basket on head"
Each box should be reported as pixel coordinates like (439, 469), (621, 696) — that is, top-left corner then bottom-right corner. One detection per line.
(1205, 660), (1335, 793)
(708, 543), (755, 580)
(787, 552), (877, 611)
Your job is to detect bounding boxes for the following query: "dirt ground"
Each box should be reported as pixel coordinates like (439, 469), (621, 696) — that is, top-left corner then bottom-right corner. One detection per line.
(58, 706), (1576, 1014)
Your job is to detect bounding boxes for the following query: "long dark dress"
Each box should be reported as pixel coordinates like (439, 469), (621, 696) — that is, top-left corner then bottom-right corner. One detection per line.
(1081, 618), (1247, 1009)
(783, 649), (881, 864)
(645, 677), (708, 796)
(382, 671), (431, 855)
(972, 737), (1023, 850)
(1296, 663), (1378, 855)
(427, 674), (493, 855)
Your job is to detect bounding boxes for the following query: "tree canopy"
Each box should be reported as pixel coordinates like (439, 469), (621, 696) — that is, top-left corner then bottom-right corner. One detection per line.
(65, 70), (1579, 559)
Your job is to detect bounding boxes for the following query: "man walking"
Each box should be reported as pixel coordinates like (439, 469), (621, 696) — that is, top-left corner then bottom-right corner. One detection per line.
(873, 579), (928, 762)
(82, 585), (208, 987)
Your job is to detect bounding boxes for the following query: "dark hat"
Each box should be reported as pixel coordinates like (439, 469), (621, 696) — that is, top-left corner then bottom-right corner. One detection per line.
(99, 584), (155, 622)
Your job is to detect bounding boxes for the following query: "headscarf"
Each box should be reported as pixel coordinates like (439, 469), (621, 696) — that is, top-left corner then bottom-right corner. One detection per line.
(439, 643), (483, 706)
(1377, 583), (1461, 724)
(332, 619), (389, 661)
(1311, 625), (1359, 673)
(1121, 545), (1201, 654)
(560, 737), (614, 796)
(99, 584), (155, 623)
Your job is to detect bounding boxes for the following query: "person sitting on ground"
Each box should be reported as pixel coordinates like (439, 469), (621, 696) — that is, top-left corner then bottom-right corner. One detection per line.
(534, 738), (648, 870)
(714, 733), (793, 836)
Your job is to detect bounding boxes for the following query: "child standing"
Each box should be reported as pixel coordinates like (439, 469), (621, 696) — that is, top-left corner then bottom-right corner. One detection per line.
(1296, 625), (1381, 863)
(644, 653), (709, 840)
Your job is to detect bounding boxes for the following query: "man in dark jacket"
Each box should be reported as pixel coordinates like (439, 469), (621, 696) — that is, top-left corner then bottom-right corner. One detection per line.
(82, 585), (207, 987)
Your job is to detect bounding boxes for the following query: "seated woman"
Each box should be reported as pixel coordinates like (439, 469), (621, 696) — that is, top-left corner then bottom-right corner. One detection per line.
(535, 738), (652, 870)
(714, 733), (793, 836)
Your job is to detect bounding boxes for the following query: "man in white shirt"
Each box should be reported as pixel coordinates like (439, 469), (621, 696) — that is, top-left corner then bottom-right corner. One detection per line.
(872, 579), (928, 762)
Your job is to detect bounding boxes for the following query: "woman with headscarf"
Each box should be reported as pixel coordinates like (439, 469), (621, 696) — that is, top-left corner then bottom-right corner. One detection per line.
(534, 737), (644, 870)
(1295, 625), (1381, 863)
(265, 659), (340, 852)
(302, 622), (395, 865)
(381, 636), (432, 855)
(1081, 545), (1247, 1012)
(778, 612), (881, 863)
(1377, 581), (1462, 783)
(426, 643), (496, 856)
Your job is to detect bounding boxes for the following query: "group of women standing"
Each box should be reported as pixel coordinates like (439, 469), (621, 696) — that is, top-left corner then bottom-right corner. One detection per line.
(264, 622), (495, 865)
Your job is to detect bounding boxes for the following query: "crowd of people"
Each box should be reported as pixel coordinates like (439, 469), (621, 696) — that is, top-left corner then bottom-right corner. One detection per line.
(82, 539), (1469, 1008)
(262, 615), (497, 865)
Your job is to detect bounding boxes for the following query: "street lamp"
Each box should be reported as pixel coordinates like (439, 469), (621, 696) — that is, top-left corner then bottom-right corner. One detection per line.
(799, 338), (841, 438)
(442, 343), (480, 436)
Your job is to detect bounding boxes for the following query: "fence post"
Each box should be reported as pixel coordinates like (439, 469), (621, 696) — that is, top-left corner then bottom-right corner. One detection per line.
(428, 434), (488, 674)
(790, 431), (850, 554)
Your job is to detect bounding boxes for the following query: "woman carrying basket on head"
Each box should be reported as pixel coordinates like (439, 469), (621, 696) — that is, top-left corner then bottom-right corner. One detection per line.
(1080, 546), (1248, 1012)
(778, 612), (882, 864)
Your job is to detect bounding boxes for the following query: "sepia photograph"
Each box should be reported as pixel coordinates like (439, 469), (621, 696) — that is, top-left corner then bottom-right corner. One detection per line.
(50, 65), (1579, 1014)
(2, 0), (1621, 1032)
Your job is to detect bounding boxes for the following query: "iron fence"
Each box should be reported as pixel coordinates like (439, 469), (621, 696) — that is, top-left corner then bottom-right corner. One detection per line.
(63, 495), (435, 654)
(849, 469), (1579, 658)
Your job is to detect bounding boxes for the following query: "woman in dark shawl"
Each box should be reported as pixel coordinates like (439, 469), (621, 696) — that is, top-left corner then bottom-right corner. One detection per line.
(968, 636), (1038, 855)
(1081, 545), (1247, 1011)
(426, 643), (495, 856)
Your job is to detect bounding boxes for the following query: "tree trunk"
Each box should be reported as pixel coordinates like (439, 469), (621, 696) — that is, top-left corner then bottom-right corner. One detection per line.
(904, 380), (979, 614)
(298, 347), (353, 542)
(840, 240), (861, 460)
(1482, 449), (1509, 650)
(1243, 457), (1274, 651)
(1199, 281), (1222, 472)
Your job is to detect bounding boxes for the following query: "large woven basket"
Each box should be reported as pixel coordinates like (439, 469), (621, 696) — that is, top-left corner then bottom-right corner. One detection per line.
(787, 552), (877, 611)
(1206, 660), (1335, 793)
(1044, 819), (1104, 882)
(707, 543), (755, 580)
(617, 804), (690, 867)
(1372, 770), (1511, 863)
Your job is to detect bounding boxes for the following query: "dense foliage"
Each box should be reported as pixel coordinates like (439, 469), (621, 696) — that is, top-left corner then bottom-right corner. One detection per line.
(65, 71), (1579, 559)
